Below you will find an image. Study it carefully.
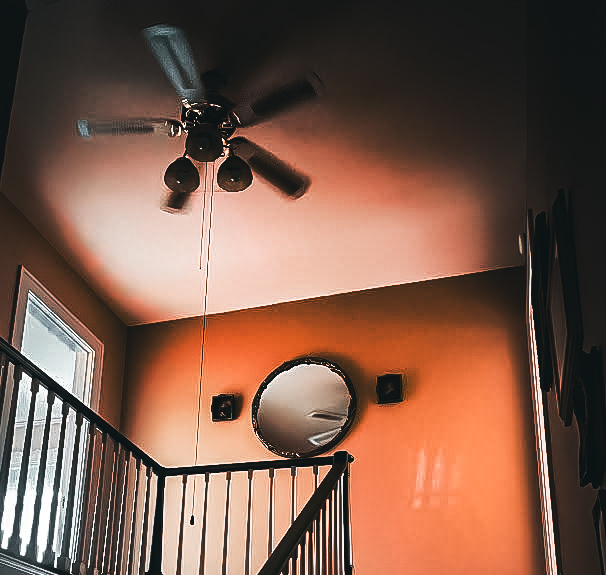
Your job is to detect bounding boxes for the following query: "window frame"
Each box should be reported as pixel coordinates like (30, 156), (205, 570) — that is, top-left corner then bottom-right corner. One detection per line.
(11, 265), (103, 411)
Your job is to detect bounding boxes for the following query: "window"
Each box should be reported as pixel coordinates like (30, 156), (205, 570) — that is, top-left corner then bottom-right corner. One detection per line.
(11, 267), (103, 406)
(1, 266), (103, 559)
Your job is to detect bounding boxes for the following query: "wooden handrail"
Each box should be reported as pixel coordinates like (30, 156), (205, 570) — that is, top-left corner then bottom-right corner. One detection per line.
(257, 450), (352, 575)
(0, 337), (162, 472)
(164, 455), (336, 477)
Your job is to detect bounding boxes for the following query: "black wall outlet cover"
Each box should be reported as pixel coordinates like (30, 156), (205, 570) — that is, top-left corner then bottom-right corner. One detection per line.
(376, 374), (405, 404)
(211, 394), (236, 421)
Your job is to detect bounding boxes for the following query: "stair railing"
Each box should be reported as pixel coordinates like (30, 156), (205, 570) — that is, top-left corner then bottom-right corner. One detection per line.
(0, 337), (163, 575)
(0, 337), (353, 575)
(256, 450), (353, 575)
(150, 453), (353, 575)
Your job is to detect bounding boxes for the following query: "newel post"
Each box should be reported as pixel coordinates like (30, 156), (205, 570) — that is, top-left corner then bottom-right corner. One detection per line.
(146, 472), (165, 575)
(340, 451), (353, 575)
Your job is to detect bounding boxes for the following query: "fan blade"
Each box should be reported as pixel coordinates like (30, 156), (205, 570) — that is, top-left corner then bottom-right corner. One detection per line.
(142, 24), (205, 104)
(162, 190), (192, 213)
(162, 157), (201, 213)
(233, 73), (323, 127)
(76, 119), (183, 138)
(230, 137), (310, 199)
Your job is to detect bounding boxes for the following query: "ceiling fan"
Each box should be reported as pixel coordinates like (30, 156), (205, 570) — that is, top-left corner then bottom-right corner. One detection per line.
(77, 24), (320, 212)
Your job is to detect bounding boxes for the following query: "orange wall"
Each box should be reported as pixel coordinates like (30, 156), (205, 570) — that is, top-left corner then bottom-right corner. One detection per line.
(122, 266), (543, 575)
(0, 192), (126, 427)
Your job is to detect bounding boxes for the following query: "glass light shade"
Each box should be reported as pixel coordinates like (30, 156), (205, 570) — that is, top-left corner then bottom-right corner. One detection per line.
(185, 123), (224, 162)
(217, 155), (253, 192)
(164, 157), (200, 194)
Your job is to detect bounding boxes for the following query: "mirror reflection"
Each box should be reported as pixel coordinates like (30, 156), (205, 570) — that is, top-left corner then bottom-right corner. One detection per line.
(252, 358), (356, 457)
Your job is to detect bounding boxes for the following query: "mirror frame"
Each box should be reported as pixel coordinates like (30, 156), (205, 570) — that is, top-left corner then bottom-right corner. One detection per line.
(252, 356), (357, 458)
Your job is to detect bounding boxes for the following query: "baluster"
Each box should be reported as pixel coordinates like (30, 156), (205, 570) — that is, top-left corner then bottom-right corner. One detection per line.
(99, 440), (119, 573)
(300, 530), (306, 575)
(221, 471), (232, 575)
(291, 466), (297, 524)
(321, 503), (327, 575)
(326, 493), (333, 575)
(107, 446), (128, 575)
(198, 473), (210, 575)
(314, 511), (321, 575)
(307, 522), (313, 575)
(0, 352), (9, 465)
(89, 432), (110, 574)
(313, 467), (320, 575)
(100, 446), (122, 573)
(268, 468), (275, 557)
(147, 471), (166, 575)
(71, 422), (98, 573)
(332, 483), (340, 573)
(115, 451), (131, 575)
(291, 544), (299, 575)
(342, 461), (352, 575)
(245, 470), (253, 575)
(127, 459), (142, 575)
(8, 377), (40, 554)
(291, 467), (297, 575)
(334, 488), (339, 573)
(26, 389), (56, 561)
(0, 351), (6, 403)
(43, 400), (69, 566)
(283, 554), (291, 575)
(0, 365), (23, 540)
(139, 467), (154, 575)
(103, 442), (122, 574)
(176, 475), (187, 575)
(335, 479), (342, 575)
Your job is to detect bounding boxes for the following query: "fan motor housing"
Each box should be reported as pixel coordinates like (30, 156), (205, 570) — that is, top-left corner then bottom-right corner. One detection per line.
(182, 102), (236, 140)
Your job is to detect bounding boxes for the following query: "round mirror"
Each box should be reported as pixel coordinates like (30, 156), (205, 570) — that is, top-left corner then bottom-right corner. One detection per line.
(252, 357), (357, 458)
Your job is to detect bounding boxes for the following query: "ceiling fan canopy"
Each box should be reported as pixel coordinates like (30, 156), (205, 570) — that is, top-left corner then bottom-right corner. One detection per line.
(77, 24), (320, 212)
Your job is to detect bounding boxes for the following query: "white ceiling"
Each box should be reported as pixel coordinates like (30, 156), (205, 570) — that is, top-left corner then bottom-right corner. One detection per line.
(1, 0), (526, 325)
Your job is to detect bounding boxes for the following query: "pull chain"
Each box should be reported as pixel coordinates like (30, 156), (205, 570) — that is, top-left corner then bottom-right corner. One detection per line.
(191, 163), (215, 524)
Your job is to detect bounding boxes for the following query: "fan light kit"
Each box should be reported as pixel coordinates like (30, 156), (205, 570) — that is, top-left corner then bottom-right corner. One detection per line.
(77, 24), (320, 212)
